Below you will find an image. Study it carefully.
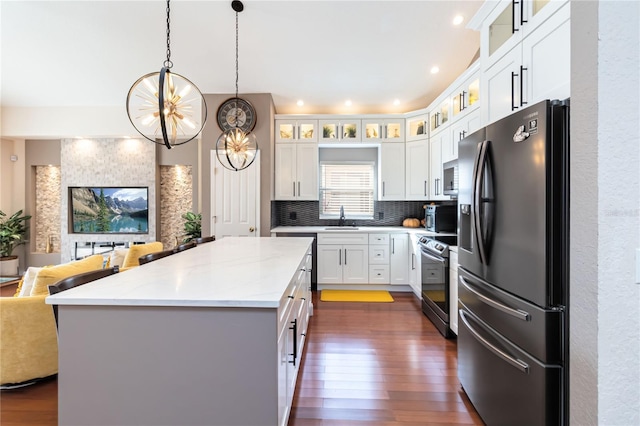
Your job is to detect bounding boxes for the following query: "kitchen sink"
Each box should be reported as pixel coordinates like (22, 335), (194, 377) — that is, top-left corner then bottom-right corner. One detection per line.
(323, 227), (359, 230)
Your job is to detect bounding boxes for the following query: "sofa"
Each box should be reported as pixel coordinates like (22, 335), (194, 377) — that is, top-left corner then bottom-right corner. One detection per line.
(0, 241), (163, 387)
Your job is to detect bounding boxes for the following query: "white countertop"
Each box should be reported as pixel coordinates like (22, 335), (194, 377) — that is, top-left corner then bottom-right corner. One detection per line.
(271, 225), (456, 238)
(46, 237), (313, 309)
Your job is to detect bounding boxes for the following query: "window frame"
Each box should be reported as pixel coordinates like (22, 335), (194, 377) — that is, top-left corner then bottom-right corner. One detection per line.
(318, 160), (376, 220)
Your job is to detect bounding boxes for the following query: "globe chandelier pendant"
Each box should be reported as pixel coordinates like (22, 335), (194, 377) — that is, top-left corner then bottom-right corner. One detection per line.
(215, 0), (259, 171)
(126, 0), (207, 149)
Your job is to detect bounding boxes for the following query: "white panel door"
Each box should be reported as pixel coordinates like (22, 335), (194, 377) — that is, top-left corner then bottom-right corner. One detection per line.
(317, 245), (342, 284)
(379, 143), (405, 200)
(342, 245), (369, 284)
(296, 144), (319, 200)
(483, 46), (522, 125)
(211, 150), (260, 239)
(275, 144), (297, 200)
(389, 234), (409, 285)
(405, 139), (429, 200)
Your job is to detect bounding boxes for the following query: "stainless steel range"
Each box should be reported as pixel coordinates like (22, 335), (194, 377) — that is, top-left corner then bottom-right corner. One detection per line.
(418, 235), (456, 338)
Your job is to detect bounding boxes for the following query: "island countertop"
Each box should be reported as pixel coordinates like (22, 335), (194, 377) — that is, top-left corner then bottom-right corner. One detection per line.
(46, 237), (313, 309)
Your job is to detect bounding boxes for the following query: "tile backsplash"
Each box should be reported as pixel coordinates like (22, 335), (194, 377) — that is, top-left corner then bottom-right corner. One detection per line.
(272, 200), (457, 228)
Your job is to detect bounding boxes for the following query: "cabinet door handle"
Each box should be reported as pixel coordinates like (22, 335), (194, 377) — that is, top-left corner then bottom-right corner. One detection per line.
(411, 253), (415, 270)
(511, 0), (518, 34)
(382, 181), (386, 197)
(293, 181), (296, 197)
(520, 0), (527, 25)
(511, 71), (518, 111)
(289, 319), (297, 366)
(298, 181), (301, 197)
(520, 66), (528, 107)
(344, 248), (347, 265)
(338, 249), (342, 266)
(424, 180), (427, 196)
(392, 238), (395, 254)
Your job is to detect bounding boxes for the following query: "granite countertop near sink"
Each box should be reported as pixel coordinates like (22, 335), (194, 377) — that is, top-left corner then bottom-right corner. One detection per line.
(271, 225), (457, 238)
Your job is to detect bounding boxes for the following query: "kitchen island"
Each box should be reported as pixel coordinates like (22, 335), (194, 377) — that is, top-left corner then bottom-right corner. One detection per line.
(46, 237), (313, 426)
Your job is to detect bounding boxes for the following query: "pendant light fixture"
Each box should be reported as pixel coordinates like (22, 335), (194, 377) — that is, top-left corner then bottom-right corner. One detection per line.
(215, 0), (259, 171)
(126, 0), (207, 149)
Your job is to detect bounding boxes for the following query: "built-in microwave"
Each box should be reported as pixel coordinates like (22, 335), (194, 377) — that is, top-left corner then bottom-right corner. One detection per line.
(442, 159), (458, 196)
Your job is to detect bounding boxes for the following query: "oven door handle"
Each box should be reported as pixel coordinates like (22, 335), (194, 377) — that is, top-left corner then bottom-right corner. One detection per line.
(460, 276), (530, 321)
(420, 249), (446, 265)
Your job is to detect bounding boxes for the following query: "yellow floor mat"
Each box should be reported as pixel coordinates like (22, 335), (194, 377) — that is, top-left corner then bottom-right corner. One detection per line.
(320, 290), (394, 302)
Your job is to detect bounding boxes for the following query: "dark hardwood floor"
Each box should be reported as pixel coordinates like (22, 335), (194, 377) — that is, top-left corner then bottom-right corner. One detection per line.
(0, 291), (482, 425)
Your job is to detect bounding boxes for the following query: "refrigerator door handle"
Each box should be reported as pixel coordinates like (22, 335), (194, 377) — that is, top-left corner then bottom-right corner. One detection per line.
(460, 276), (530, 321)
(473, 140), (489, 265)
(459, 310), (529, 374)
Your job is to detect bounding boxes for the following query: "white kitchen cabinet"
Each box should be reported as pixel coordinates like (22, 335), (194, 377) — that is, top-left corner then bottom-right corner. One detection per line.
(429, 100), (450, 134)
(405, 139), (429, 200)
(429, 131), (449, 200)
(452, 77), (480, 119)
(362, 118), (405, 142)
(405, 112), (428, 142)
(274, 143), (318, 200)
(408, 235), (422, 298)
(368, 233), (390, 284)
(275, 119), (318, 143)
(317, 233), (369, 285)
(449, 249), (459, 336)
(379, 143), (405, 200)
(277, 249), (311, 425)
(448, 108), (482, 161)
(389, 233), (409, 285)
(318, 119), (361, 143)
(475, 0), (570, 125)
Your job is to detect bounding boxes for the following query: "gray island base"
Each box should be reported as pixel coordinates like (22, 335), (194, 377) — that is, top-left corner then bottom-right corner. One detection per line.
(47, 237), (313, 426)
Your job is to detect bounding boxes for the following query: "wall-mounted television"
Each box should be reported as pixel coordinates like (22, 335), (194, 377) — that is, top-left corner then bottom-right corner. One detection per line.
(69, 187), (149, 234)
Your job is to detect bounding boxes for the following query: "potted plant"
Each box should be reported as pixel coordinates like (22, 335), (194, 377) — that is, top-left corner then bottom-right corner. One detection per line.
(0, 209), (32, 276)
(181, 212), (201, 244)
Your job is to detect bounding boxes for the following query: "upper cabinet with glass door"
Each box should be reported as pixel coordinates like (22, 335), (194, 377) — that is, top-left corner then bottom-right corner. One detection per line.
(429, 100), (450, 134)
(483, 0), (569, 67)
(362, 118), (405, 143)
(452, 76), (480, 118)
(275, 119), (318, 143)
(318, 119), (361, 143)
(405, 112), (428, 142)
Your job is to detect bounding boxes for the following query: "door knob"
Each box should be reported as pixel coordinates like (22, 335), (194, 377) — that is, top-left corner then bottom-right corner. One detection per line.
(249, 227), (255, 232)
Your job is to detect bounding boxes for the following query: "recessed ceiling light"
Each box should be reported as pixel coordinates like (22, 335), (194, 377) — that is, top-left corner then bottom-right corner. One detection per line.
(296, 100), (304, 107)
(345, 99), (352, 107)
(431, 66), (440, 74)
(453, 15), (464, 26)
(393, 99), (400, 106)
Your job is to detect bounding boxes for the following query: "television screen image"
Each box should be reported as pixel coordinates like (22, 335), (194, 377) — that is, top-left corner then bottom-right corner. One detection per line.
(70, 187), (149, 234)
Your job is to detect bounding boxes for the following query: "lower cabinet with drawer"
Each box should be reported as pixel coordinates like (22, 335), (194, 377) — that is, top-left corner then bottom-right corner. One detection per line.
(369, 233), (390, 284)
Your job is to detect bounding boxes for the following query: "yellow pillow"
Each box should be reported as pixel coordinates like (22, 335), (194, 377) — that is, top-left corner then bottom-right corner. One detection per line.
(30, 254), (105, 296)
(121, 242), (163, 269)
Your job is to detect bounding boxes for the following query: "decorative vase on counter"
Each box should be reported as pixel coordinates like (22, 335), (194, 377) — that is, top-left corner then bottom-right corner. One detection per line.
(45, 235), (53, 254)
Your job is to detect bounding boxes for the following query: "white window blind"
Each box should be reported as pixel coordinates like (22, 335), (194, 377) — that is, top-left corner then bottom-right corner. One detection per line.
(320, 162), (375, 218)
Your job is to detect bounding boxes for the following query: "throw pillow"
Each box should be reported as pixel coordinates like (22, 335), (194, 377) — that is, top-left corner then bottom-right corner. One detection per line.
(17, 266), (44, 297)
(109, 249), (129, 268)
(30, 254), (104, 296)
(122, 242), (163, 269)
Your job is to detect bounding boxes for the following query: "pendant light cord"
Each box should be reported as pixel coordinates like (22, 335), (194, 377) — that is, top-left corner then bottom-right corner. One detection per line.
(164, 0), (173, 69)
(235, 8), (240, 126)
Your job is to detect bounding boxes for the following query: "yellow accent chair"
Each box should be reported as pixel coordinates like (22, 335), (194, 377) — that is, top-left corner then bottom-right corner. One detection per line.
(0, 254), (105, 388)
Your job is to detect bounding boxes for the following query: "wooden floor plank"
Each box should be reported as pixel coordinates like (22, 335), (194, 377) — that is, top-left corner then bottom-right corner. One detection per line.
(0, 291), (482, 425)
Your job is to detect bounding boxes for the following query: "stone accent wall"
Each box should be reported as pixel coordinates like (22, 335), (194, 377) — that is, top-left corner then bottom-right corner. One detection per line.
(160, 165), (193, 249)
(35, 165), (61, 253)
(60, 138), (156, 263)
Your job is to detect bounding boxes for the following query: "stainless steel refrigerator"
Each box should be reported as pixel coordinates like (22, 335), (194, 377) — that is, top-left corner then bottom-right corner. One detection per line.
(457, 99), (569, 425)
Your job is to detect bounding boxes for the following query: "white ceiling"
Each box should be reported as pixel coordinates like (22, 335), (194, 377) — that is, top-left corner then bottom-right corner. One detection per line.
(1, 1), (482, 115)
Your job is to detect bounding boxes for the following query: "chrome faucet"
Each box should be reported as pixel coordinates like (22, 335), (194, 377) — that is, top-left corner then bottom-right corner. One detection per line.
(339, 205), (346, 226)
